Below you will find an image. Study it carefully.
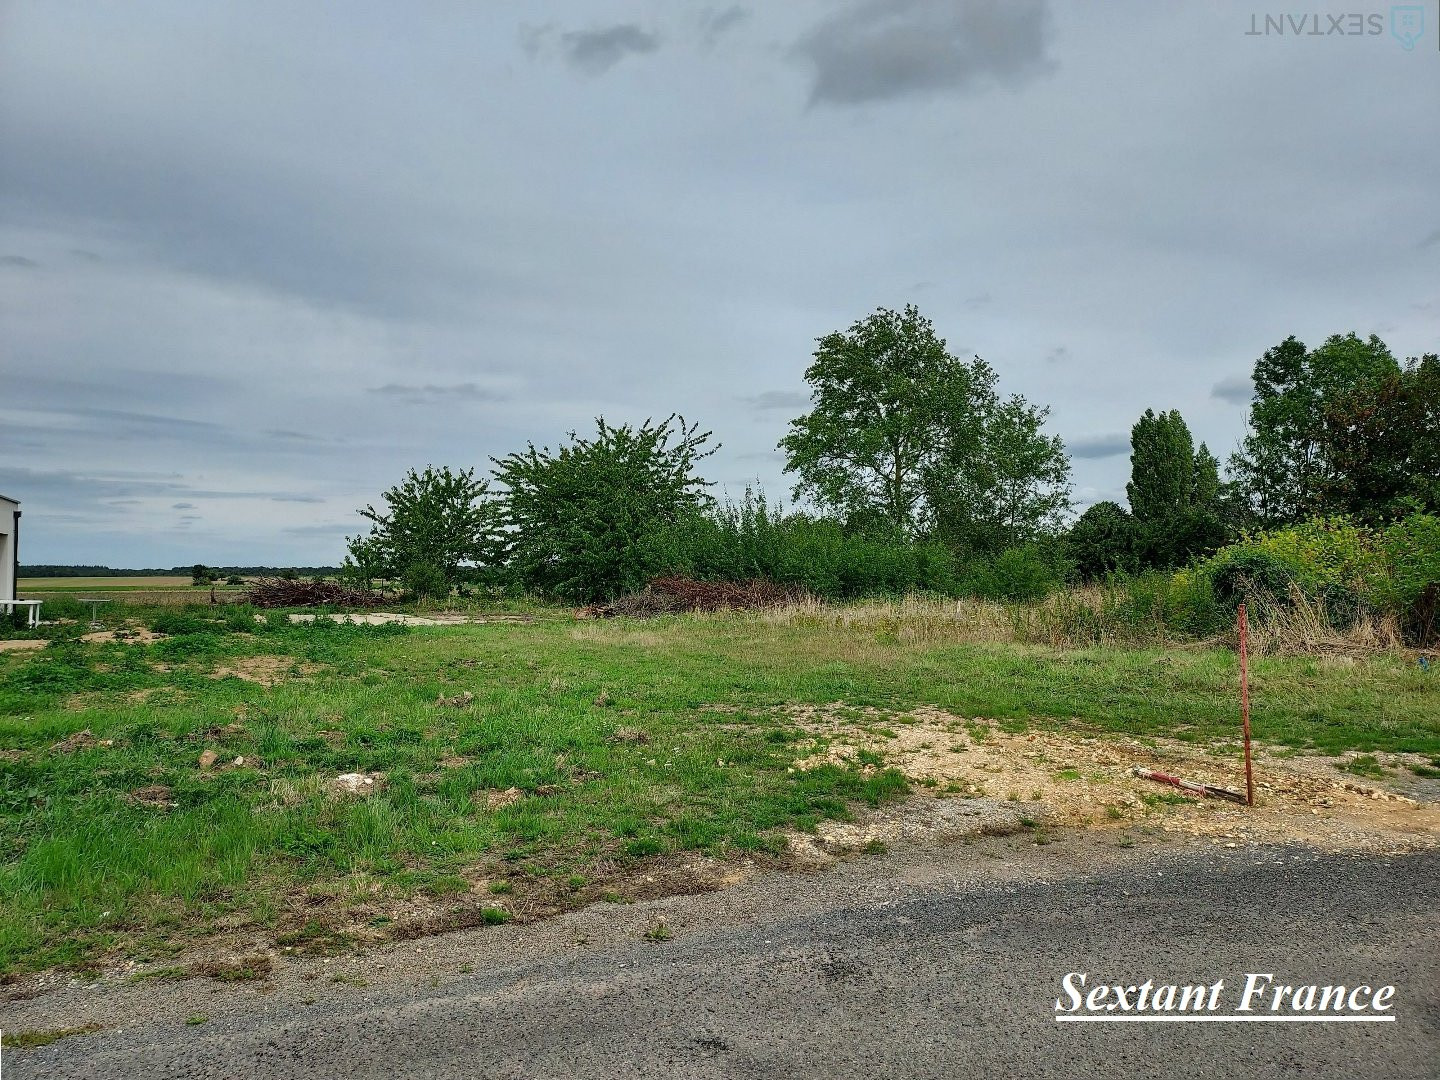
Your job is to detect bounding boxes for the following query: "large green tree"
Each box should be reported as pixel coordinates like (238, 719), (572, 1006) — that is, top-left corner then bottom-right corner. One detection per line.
(1126, 409), (1228, 567)
(1229, 333), (1402, 525)
(780, 305), (1069, 547)
(930, 395), (1072, 555)
(492, 416), (715, 601)
(346, 465), (499, 595)
(1127, 409), (1197, 524)
(779, 306), (990, 535)
(1313, 352), (1440, 524)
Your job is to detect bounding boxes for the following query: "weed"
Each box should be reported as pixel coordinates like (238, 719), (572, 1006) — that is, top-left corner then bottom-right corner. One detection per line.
(643, 919), (672, 942)
(861, 838), (889, 855)
(2, 1025), (102, 1047)
(185, 1015), (208, 1026)
(1344, 755), (1388, 779)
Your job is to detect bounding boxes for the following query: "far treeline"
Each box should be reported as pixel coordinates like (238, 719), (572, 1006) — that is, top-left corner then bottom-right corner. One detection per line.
(20, 565), (341, 579)
(342, 306), (1439, 643)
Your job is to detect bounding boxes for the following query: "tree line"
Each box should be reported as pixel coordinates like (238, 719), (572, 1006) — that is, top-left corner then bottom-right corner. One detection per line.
(343, 307), (1439, 603)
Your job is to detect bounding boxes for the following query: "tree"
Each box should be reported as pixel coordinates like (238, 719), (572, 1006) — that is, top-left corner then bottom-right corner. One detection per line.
(1127, 409), (1196, 525)
(492, 416), (715, 602)
(1230, 333), (1402, 525)
(780, 306), (991, 535)
(1126, 410), (1229, 568)
(340, 532), (386, 590)
(349, 465), (499, 593)
(1065, 501), (1138, 579)
(1193, 443), (1221, 508)
(780, 305), (1068, 547)
(191, 564), (212, 586)
(930, 395), (1072, 556)
(1313, 352), (1440, 524)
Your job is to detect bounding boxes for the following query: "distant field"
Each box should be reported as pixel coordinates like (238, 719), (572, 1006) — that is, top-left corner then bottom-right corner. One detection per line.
(19, 576), (220, 590)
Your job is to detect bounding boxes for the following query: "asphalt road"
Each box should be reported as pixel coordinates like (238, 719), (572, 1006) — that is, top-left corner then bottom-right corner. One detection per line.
(14, 845), (1440, 1080)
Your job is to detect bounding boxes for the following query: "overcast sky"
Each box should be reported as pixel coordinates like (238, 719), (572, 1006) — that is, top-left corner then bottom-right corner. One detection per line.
(2, 1), (1437, 567)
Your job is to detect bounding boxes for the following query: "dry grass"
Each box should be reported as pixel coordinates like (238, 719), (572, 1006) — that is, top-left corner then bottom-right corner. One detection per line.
(742, 588), (1412, 659)
(756, 596), (1012, 644)
(1242, 589), (1404, 657)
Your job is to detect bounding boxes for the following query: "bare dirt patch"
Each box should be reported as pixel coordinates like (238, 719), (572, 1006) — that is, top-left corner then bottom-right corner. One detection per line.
(0, 638), (47, 652)
(80, 627), (165, 645)
(782, 704), (1440, 856)
(210, 656), (320, 687)
(49, 730), (114, 754)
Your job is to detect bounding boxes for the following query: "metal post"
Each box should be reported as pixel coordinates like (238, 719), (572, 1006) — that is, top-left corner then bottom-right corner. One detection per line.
(1239, 602), (1254, 807)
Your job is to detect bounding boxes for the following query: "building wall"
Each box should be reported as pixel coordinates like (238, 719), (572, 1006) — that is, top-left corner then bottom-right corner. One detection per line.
(0, 497), (17, 603)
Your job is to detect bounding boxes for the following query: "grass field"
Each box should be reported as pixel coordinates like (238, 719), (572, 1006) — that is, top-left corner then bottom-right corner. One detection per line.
(18, 579), (251, 608)
(0, 600), (1436, 977)
(19, 577), (205, 590)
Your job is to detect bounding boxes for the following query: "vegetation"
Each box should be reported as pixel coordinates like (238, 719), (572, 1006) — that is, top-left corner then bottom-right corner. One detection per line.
(779, 305), (1070, 552)
(0, 597), (1435, 976)
(1229, 333), (1439, 527)
(492, 416), (716, 602)
(345, 466), (499, 595)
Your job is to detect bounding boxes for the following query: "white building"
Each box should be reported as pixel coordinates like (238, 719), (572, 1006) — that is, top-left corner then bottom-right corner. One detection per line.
(0, 494), (18, 604)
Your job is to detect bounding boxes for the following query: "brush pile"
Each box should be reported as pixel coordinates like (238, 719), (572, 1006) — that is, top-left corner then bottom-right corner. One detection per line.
(579, 575), (806, 618)
(245, 578), (386, 609)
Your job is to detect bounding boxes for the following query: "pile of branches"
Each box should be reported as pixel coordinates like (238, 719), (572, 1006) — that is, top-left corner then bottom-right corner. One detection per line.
(245, 578), (386, 609)
(580, 575), (807, 618)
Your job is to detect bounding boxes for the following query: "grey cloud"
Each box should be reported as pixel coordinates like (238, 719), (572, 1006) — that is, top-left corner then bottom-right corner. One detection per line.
(1045, 346), (1069, 364)
(1067, 434), (1130, 460)
(0, 466), (276, 505)
(1211, 376), (1253, 405)
(962, 293), (992, 310)
(700, 7), (749, 47)
(793, 0), (1054, 106)
(740, 390), (810, 411)
(366, 382), (507, 405)
(0, 254), (39, 268)
(561, 24), (660, 75)
(271, 494), (325, 504)
(1418, 228), (1440, 250)
(172, 502), (196, 509)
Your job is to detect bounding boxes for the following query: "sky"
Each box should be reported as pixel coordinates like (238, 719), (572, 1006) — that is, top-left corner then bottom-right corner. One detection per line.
(1, 1), (1437, 567)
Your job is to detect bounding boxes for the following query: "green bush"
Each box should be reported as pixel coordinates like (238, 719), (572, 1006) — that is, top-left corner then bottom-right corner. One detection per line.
(1186, 513), (1440, 641)
(401, 561), (449, 601)
(961, 543), (1069, 602)
(1379, 514), (1440, 609)
(650, 491), (964, 599)
(1205, 549), (1300, 609)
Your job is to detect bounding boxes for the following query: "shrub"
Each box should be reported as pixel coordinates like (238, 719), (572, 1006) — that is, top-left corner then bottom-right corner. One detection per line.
(1206, 549), (1300, 610)
(1065, 501), (1138, 580)
(960, 543), (1070, 602)
(649, 490), (964, 600)
(493, 416), (715, 602)
(401, 561), (449, 601)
